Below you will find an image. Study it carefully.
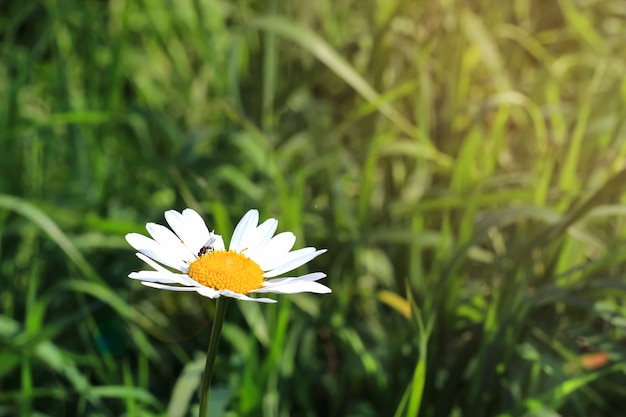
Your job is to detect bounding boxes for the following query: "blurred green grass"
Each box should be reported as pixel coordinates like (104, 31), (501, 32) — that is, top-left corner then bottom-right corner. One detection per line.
(2, 0), (626, 416)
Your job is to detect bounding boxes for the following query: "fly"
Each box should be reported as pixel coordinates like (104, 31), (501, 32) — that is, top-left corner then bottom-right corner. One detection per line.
(197, 233), (217, 257)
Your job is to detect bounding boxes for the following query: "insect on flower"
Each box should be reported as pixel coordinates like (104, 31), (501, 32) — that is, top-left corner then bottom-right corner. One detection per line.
(197, 234), (217, 257)
(125, 208), (331, 303)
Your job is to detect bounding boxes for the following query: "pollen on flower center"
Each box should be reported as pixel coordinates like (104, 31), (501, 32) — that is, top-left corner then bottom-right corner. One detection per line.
(188, 250), (264, 294)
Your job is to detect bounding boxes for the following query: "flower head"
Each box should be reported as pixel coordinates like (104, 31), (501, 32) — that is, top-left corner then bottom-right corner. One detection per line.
(125, 208), (330, 303)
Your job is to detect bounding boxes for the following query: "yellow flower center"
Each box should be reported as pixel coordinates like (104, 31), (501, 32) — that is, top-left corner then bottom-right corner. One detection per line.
(188, 251), (264, 294)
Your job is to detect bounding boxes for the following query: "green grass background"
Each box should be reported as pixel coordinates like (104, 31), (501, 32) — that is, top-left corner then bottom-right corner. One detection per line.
(2, 0), (626, 416)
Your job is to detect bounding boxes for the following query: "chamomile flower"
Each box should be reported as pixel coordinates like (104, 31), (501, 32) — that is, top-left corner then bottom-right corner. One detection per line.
(125, 208), (330, 303)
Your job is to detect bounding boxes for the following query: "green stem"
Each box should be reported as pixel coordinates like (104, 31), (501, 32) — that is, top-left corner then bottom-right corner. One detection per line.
(198, 297), (229, 417)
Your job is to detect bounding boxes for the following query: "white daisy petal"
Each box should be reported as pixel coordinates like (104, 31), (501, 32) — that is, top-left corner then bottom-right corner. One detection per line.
(229, 209), (259, 252)
(255, 247), (316, 272)
(261, 272), (327, 286)
(246, 218), (278, 252)
(182, 209), (212, 252)
(196, 287), (221, 299)
(218, 290), (277, 303)
(165, 209), (220, 256)
(164, 210), (199, 254)
(130, 271), (198, 286)
(264, 249), (327, 278)
(250, 232), (297, 270)
(126, 233), (188, 272)
(253, 281), (331, 294)
(146, 222), (196, 262)
(135, 252), (169, 273)
(141, 282), (199, 291)
(163, 209), (185, 235)
(130, 274), (179, 284)
(211, 234), (226, 251)
(182, 209), (209, 231)
(264, 232), (297, 254)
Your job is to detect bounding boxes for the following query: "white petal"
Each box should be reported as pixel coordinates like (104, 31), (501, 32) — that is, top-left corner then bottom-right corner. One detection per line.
(212, 234), (226, 251)
(182, 209), (212, 252)
(229, 209), (259, 252)
(164, 210), (201, 254)
(135, 253), (169, 273)
(126, 233), (188, 272)
(261, 272), (327, 286)
(218, 289), (277, 303)
(253, 281), (331, 294)
(195, 287), (221, 299)
(163, 209), (185, 235)
(146, 222), (196, 262)
(263, 249), (327, 278)
(130, 271), (179, 282)
(246, 218), (278, 252)
(141, 282), (199, 291)
(129, 271), (198, 286)
(255, 247), (315, 272)
(250, 232), (296, 270)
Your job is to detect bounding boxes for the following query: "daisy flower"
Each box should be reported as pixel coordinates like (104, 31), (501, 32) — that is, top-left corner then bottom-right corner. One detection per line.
(125, 208), (331, 303)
